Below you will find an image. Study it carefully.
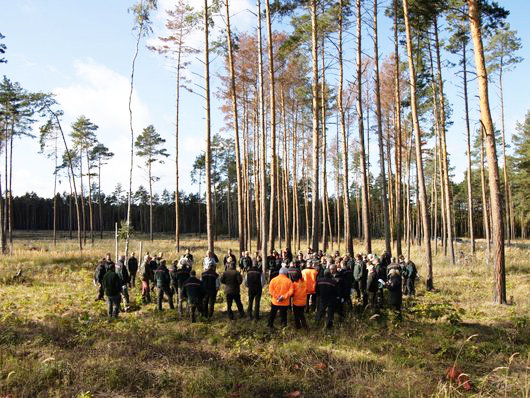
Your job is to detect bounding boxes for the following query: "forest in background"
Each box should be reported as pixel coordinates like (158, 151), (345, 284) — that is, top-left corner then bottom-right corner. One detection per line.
(1, 0), (529, 305)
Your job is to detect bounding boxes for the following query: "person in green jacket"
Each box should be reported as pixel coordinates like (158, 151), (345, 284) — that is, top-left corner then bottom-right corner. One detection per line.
(102, 264), (122, 318)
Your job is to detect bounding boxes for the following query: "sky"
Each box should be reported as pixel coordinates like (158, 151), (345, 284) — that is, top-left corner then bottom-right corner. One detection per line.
(0, 0), (529, 199)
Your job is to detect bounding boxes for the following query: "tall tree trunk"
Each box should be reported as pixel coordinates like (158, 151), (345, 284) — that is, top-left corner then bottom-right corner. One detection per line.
(226, 0), (244, 254)
(86, 152), (94, 245)
(338, 0), (353, 255)
(321, 37), (329, 252)
(310, 0), (320, 251)
(302, 144), (310, 248)
(373, 0), (391, 254)
(393, 0), (403, 256)
(174, 26), (182, 252)
(463, 40), (475, 254)
(149, 163), (153, 241)
(53, 132), (58, 247)
(480, 128), (491, 257)
(79, 153), (87, 245)
(468, 0), (506, 303)
(356, 0), (371, 254)
(433, 125), (439, 254)
(257, 0), (268, 263)
(8, 131), (13, 254)
(204, 0), (214, 252)
(403, 0), (432, 289)
(434, 18), (455, 263)
(98, 156), (104, 239)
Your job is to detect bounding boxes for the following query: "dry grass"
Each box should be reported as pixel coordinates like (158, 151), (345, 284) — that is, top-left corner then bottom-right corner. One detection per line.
(0, 234), (529, 397)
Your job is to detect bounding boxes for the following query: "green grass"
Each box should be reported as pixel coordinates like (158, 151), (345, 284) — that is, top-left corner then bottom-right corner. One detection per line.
(0, 234), (529, 397)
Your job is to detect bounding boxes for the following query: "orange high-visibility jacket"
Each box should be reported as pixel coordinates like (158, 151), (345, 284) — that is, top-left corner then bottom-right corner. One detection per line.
(301, 268), (318, 294)
(269, 274), (294, 306)
(292, 279), (307, 307)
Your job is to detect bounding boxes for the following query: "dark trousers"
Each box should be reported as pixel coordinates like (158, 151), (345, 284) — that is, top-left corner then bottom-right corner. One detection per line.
(129, 272), (137, 288)
(226, 293), (245, 319)
(306, 293), (317, 312)
(368, 290), (378, 311)
(268, 304), (288, 327)
(316, 301), (335, 329)
(188, 302), (199, 323)
(97, 284), (104, 300)
(106, 295), (121, 317)
(203, 291), (216, 318)
(293, 305), (308, 329)
(406, 277), (415, 296)
(343, 293), (353, 311)
(352, 280), (361, 300)
(377, 287), (385, 307)
(247, 290), (262, 319)
(157, 286), (174, 310)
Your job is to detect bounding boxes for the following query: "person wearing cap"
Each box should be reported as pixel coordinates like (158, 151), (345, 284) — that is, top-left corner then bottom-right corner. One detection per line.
(102, 263), (122, 318)
(267, 267), (294, 328)
(291, 271), (308, 330)
(245, 261), (266, 320)
(315, 269), (339, 329)
(184, 270), (204, 323)
(154, 259), (174, 311)
(301, 261), (318, 313)
(220, 262), (245, 320)
(127, 252), (139, 288)
(201, 263), (220, 318)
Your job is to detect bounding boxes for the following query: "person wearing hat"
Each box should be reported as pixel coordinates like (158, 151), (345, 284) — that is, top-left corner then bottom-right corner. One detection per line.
(184, 270), (204, 323)
(301, 261), (318, 313)
(154, 259), (174, 311)
(102, 263), (122, 318)
(220, 262), (245, 320)
(291, 271), (308, 329)
(201, 263), (220, 318)
(315, 269), (339, 329)
(267, 266), (294, 328)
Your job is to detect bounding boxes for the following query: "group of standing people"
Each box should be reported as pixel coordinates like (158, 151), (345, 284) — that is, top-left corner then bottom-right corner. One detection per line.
(93, 247), (418, 328)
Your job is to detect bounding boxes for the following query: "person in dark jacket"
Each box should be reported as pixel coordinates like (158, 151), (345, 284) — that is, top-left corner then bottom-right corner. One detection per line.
(223, 249), (237, 271)
(127, 252), (139, 288)
(282, 248), (293, 263)
(239, 251), (253, 273)
(338, 260), (353, 311)
(174, 257), (192, 316)
(352, 254), (363, 301)
(386, 268), (403, 319)
(183, 248), (194, 265)
(140, 255), (153, 304)
(154, 260), (174, 311)
(404, 258), (417, 296)
(245, 263), (265, 320)
(288, 262), (302, 282)
(220, 264), (245, 319)
(201, 264), (220, 318)
(252, 252), (263, 270)
(115, 256), (131, 311)
(184, 270), (203, 323)
(94, 258), (108, 301)
(315, 270), (339, 329)
(102, 264), (122, 318)
(374, 258), (387, 307)
(366, 264), (379, 311)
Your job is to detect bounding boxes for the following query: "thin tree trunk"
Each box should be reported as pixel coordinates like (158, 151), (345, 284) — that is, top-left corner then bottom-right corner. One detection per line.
(338, 0), (353, 255)
(393, 0), (403, 256)
(403, 0), (432, 289)
(468, 0), (506, 304)
(434, 18), (455, 263)
(310, 0), (320, 251)
(204, 0), (214, 252)
(86, 151), (94, 245)
(149, 163), (153, 241)
(98, 156), (103, 239)
(302, 144), (310, 249)
(79, 152), (87, 245)
(174, 26), (183, 253)
(257, 0), (267, 263)
(321, 34), (329, 252)
(356, 0), (371, 254)
(463, 40), (475, 254)
(8, 131), (13, 254)
(373, 0), (391, 254)
(480, 127), (491, 257)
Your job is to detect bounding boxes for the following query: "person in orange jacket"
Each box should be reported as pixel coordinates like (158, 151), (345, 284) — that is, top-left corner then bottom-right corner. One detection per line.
(301, 263), (318, 313)
(268, 267), (294, 328)
(292, 272), (309, 329)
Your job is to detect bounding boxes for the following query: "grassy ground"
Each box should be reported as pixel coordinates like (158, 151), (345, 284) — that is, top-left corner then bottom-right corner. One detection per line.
(0, 233), (528, 397)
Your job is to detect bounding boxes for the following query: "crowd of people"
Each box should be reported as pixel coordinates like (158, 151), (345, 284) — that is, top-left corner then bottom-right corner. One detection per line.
(94, 247), (418, 329)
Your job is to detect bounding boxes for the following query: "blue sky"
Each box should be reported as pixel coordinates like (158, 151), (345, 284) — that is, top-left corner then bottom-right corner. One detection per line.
(1, 0), (529, 198)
